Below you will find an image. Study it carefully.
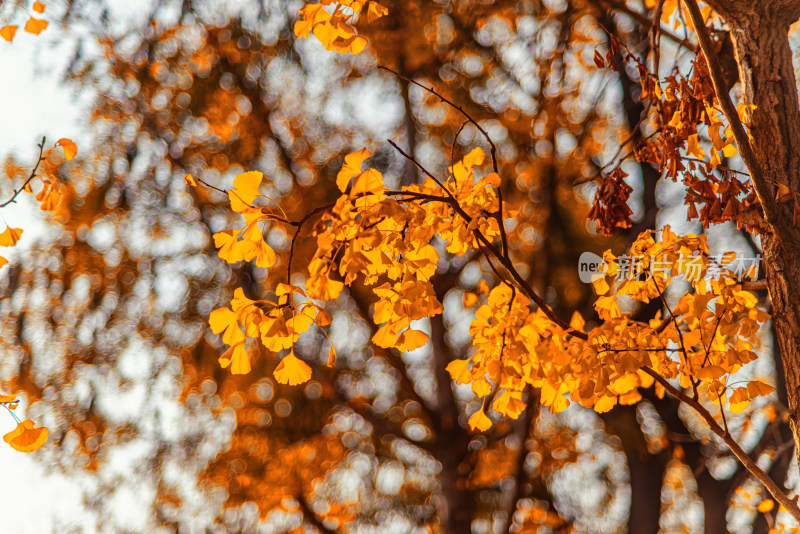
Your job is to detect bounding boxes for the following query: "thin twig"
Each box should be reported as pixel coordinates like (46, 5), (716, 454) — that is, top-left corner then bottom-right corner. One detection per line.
(387, 140), (459, 205)
(380, 66), (511, 258)
(0, 137), (46, 209)
(378, 66), (499, 174)
(596, 0), (697, 52)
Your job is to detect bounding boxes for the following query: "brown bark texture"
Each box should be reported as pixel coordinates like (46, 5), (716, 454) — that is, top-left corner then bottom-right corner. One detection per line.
(708, 0), (800, 465)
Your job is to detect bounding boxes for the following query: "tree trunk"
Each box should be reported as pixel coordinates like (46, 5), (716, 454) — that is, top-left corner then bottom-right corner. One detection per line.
(712, 0), (800, 465)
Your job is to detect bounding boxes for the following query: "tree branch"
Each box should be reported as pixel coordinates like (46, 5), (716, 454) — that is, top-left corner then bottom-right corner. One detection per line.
(683, 0), (789, 248)
(0, 137), (46, 209)
(596, 0), (697, 52)
(641, 366), (800, 522)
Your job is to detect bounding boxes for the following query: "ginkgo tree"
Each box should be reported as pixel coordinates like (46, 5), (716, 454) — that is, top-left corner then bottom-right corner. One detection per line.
(6, 0), (800, 530)
(181, 0), (800, 527)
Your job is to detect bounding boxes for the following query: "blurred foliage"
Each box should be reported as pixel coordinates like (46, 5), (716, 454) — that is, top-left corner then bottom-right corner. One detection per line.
(0, 0), (790, 533)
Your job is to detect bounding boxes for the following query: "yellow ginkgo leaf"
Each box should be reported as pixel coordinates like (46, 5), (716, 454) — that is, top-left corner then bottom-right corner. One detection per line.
(336, 148), (371, 192)
(218, 342), (251, 375)
(209, 306), (245, 346)
(23, 17), (48, 35)
(56, 138), (77, 161)
(594, 396), (617, 413)
(0, 25), (18, 42)
(347, 35), (368, 54)
(468, 408), (492, 432)
(396, 329), (428, 351)
(0, 227), (23, 247)
(372, 323), (400, 348)
(0, 256), (7, 269)
(274, 352), (312, 385)
(184, 174), (198, 187)
(445, 358), (471, 384)
(315, 308), (333, 327)
(229, 171), (264, 212)
(757, 499), (775, 513)
(254, 240), (277, 269)
(729, 388), (750, 414)
(695, 365), (726, 381)
(541, 382), (570, 413)
(3, 419), (48, 452)
(492, 391), (526, 419)
(350, 168), (385, 199)
(213, 229), (245, 263)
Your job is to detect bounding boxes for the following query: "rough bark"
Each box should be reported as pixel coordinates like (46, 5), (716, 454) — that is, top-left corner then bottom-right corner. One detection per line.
(710, 0), (800, 466)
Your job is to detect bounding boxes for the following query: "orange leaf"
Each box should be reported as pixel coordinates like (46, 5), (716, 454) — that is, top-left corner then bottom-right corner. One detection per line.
(327, 344), (336, 366)
(462, 292), (478, 308)
(56, 138), (77, 161)
(397, 328), (428, 351)
(315, 308), (333, 327)
(0, 227), (22, 247)
(336, 148), (371, 192)
(229, 171), (263, 212)
(273, 352), (312, 385)
(184, 174), (198, 187)
(468, 408), (492, 431)
(0, 256), (6, 269)
(23, 17), (48, 35)
(218, 343), (251, 375)
(747, 380), (775, 398)
(33, 2), (46, 13)
(0, 25), (18, 42)
(3, 419), (48, 452)
(208, 306), (245, 346)
(364, 1), (388, 23)
(213, 229), (245, 263)
(446, 358), (471, 384)
(757, 499), (775, 513)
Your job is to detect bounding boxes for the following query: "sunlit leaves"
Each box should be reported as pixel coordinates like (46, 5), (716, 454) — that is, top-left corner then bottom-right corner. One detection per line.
(55, 138), (77, 161)
(273, 351), (312, 385)
(229, 170), (264, 212)
(294, 1), (388, 55)
(0, 227), (22, 247)
(212, 171), (278, 269)
(336, 147), (371, 192)
(204, 132), (772, 444)
(468, 408), (492, 432)
(219, 343), (252, 375)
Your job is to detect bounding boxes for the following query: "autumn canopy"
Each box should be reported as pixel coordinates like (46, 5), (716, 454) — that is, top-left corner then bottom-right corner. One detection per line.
(3, 0), (800, 532)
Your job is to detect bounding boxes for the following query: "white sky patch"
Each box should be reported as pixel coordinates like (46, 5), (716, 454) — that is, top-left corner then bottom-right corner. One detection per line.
(0, 18), (96, 533)
(0, 411), (97, 533)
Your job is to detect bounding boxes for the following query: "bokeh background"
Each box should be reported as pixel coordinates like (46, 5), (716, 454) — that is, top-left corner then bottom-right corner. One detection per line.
(0, 0), (791, 532)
